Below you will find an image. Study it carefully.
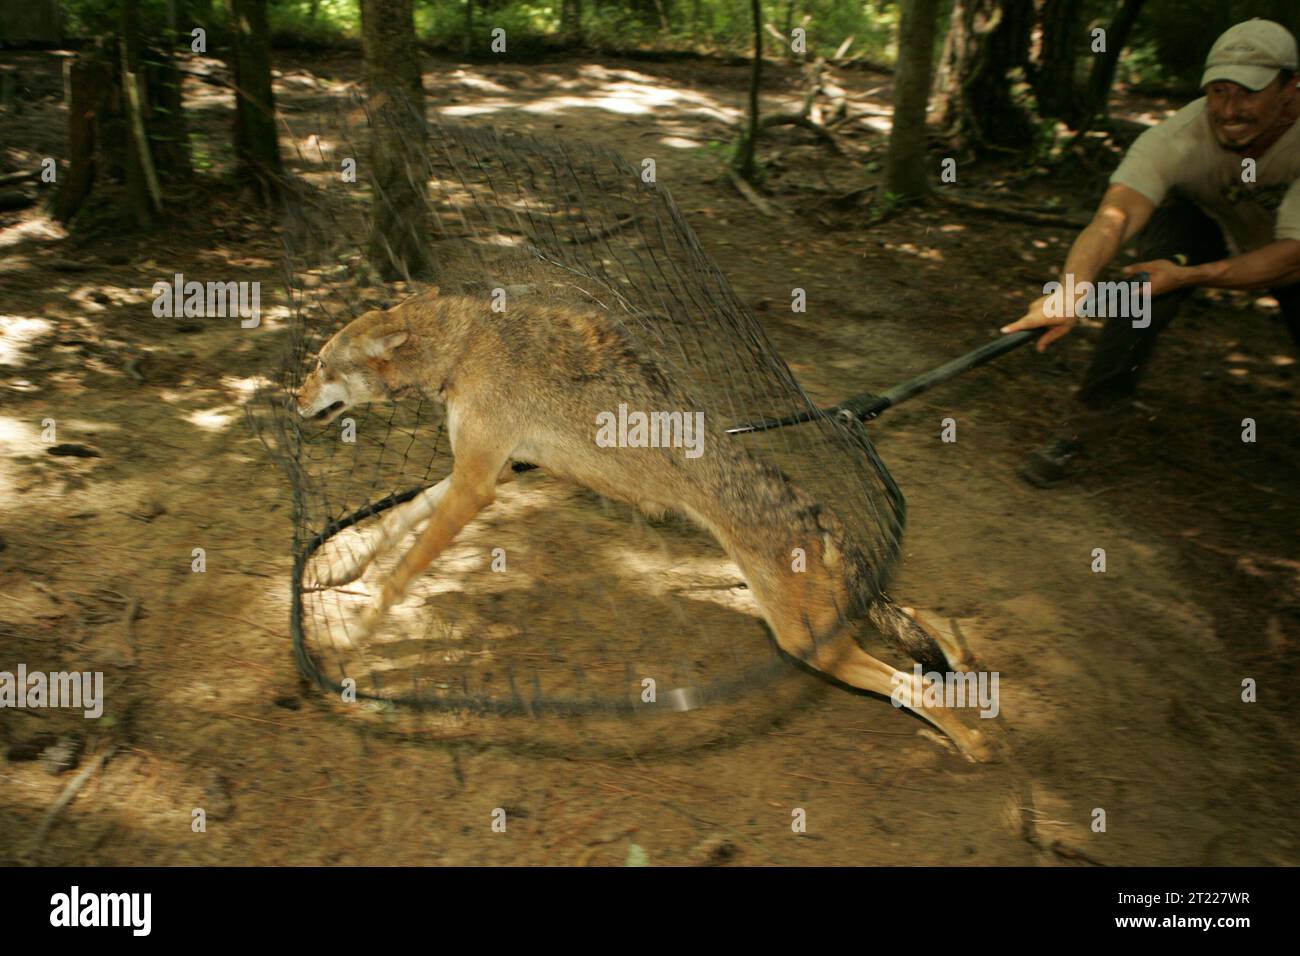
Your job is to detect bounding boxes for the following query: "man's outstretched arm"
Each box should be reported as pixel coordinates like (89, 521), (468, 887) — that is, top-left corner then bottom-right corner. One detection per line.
(1003, 183), (1157, 351)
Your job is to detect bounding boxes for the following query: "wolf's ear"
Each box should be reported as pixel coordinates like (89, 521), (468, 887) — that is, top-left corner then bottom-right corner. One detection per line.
(365, 330), (408, 359)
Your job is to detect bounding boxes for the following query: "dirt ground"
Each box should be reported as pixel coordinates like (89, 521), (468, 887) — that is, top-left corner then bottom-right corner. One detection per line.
(2, 48), (1298, 867)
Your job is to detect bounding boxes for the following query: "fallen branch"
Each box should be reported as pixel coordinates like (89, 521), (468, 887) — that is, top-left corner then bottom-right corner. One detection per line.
(21, 745), (119, 865)
(830, 184), (876, 209)
(558, 214), (642, 246)
(760, 112), (843, 153)
(938, 191), (1089, 228)
(727, 168), (781, 217)
(123, 67), (164, 214)
(176, 65), (235, 89)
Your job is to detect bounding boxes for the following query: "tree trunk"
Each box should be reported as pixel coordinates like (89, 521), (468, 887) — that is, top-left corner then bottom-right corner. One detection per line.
(885, 0), (941, 201)
(151, 0), (193, 184)
(120, 0), (156, 227)
(361, 0), (433, 281)
(56, 55), (108, 223)
(561, 0), (583, 46)
(1030, 0), (1084, 125)
(226, 0), (281, 201)
(733, 0), (762, 181)
(54, 14), (190, 229)
(934, 0), (1036, 153)
(1078, 0), (1147, 128)
(651, 0), (670, 33)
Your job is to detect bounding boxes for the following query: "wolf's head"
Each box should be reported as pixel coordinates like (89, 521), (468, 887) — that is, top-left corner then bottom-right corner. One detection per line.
(295, 308), (412, 425)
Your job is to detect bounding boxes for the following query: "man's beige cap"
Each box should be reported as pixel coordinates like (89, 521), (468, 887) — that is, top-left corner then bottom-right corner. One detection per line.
(1201, 19), (1298, 90)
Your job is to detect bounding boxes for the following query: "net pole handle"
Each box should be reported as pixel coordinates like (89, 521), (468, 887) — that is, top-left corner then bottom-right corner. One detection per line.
(843, 270), (1152, 422)
(844, 328), (1043, 421)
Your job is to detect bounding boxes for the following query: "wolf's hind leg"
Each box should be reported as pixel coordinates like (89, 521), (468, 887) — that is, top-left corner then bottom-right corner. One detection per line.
(763, 588), (992, 760)
(804, 635), (993, 762)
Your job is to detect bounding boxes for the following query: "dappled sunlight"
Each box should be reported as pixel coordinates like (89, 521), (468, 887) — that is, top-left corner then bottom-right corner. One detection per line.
(0, 215), (66, 249)
(437, 96), (515, 118)
(657, 134), (707, 149)
(887, 242), (945, 263)
(523, 82), (737, 121)
(253, 304), (293, 330)
(0, 414), (42, 451)
(0, 316), (56, 365)
(446, 68), (511, 94)
(854, 114), (892, 134)
(58, 418), (121, 435)
(297, 133), (339, 162)
(184, 404), (242, 432)
(67, 284), (151, 312)
(0, 416), (56, 507)
(439, 67), (740, 127)
(221, 374), (273, 400)
(606, 543), (760, 619)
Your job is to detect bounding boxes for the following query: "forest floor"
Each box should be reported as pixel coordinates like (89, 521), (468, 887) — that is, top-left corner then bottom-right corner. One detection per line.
(1, 48), (1298, 866)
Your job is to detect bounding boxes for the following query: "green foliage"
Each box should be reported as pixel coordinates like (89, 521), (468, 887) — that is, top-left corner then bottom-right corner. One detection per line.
(268, 1), (360, 45)
(1117, 37), (1173, 91)
(695, 137), (736, 169)
(60, 0), (231, 35)
(421, 0), (557, 55)
(190, 132), (217, 171)
(57, 0), (908, 61)
(1128, 0), (1300, 91)
(53, 0), (1300, 90)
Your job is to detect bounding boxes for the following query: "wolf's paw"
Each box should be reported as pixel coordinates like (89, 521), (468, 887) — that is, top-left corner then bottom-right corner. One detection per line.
(306, 534), (378, 588)
(957, 724), (995, 764)
(323, 603), (383, 652)
(322, 617), (359, 652)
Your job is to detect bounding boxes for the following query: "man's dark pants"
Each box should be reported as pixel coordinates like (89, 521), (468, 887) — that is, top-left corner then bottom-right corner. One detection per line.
(1075, 198), (1300, 411)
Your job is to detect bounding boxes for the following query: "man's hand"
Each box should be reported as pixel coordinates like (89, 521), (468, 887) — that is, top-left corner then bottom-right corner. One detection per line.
(1122, 258), (1193, 296)
(1001, 293), (1076, 352)
(1000, 184), (1157, 353)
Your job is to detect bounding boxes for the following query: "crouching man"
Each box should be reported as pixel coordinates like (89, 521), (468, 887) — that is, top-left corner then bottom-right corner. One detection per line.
(1005, 18), (1300, 486)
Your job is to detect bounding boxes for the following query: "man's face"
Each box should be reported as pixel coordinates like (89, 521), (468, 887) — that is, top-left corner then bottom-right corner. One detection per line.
(1205, 74), (1297, 152)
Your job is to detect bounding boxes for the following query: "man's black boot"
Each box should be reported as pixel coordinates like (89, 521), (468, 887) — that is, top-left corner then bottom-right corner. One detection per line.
(1017, 405), (1125, 488)
(1019, 433), (1084, 488)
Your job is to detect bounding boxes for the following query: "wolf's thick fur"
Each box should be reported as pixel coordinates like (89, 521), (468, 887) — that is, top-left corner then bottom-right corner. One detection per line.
(296, 289), (991, 760)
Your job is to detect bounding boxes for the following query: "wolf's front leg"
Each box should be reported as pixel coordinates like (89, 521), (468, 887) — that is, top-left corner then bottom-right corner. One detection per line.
(307, 478), (452, 588)
(309, 461), (524, 588)
(354, 445), (514, 641)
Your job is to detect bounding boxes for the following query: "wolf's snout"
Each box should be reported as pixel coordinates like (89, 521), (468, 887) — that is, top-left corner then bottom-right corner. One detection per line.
(294, 390), (345, 423)
(293, 378), (343, 423)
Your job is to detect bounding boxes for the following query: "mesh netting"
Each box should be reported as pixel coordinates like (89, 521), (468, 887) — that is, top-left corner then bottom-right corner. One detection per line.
(248, 96), (908, 747)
